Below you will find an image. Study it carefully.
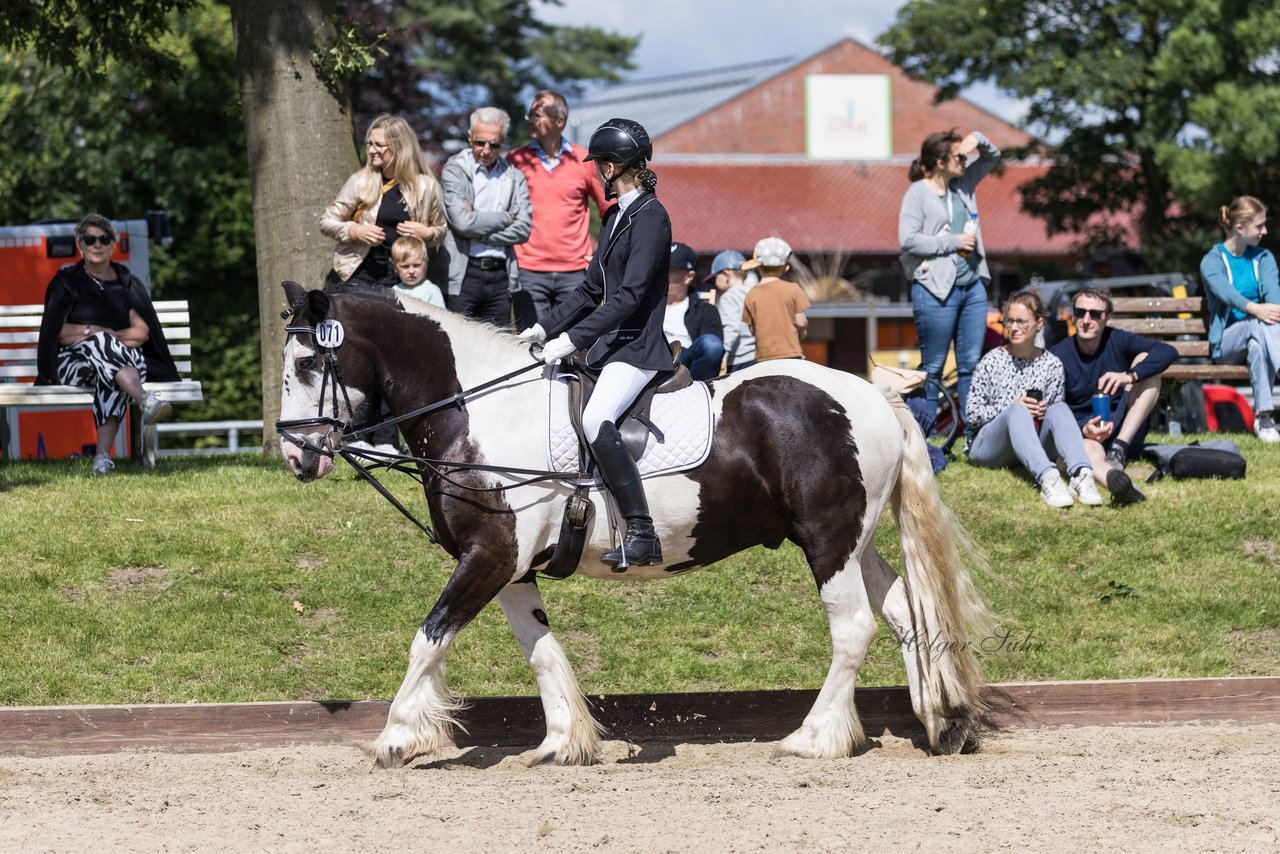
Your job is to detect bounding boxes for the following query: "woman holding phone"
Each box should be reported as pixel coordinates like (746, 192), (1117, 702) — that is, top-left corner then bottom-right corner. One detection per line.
(965, 291), (1102, 508)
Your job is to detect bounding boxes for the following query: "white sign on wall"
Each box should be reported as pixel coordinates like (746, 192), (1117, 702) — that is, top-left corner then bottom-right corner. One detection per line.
(805, 74), (892, 161)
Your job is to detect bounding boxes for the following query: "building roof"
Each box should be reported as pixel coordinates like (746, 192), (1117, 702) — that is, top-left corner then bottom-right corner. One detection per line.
(657, 160), (1079, 257)
(566, 56), (799, 146)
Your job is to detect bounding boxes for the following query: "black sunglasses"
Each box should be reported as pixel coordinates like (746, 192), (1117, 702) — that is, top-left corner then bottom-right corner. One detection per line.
(470, 139), (504, 150)
(1073, 307), (1108, 320)
(81, 234), (114, 247)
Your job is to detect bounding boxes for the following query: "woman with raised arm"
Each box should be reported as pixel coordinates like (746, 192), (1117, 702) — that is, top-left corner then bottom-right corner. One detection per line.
(899, 128), (1001, 419)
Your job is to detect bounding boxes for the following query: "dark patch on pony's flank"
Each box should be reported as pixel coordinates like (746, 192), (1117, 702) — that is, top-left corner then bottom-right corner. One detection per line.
(682, 375), (866, 588)
(533, 608), (549, 626)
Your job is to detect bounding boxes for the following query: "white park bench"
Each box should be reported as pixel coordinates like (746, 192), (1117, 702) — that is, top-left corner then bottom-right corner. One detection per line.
(0, 300), (203, 467)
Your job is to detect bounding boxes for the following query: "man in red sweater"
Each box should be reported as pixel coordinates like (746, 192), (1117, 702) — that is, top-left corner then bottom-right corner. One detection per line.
(507, 90), (612, 331)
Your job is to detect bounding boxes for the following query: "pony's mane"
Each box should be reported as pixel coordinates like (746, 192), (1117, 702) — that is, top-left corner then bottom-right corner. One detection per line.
(382, 290), (532, 361)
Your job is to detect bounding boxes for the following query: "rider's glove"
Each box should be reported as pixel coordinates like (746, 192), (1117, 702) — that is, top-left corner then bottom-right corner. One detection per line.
(540, 333), (577, 364)
(518, 323), (546, 344)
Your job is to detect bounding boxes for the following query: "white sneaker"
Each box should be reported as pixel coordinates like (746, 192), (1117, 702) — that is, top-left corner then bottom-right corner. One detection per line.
(345, 440), (376, 454)
(371, 443), (400, 456)
(1038, 469), (1074, 508)
(92, 453), (115, 475)
(141, 392), (172, 423)
(1069, 468), (1104, 506)
(1255, 415), (1280, 443)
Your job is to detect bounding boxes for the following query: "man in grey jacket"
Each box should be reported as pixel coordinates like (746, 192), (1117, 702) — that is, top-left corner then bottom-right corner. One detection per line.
(441, 106), (532, 327)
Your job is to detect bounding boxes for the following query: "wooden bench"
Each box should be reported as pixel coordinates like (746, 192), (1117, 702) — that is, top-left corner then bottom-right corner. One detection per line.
(0, 300), (203, 466)
(1108, 296), (1249, 383)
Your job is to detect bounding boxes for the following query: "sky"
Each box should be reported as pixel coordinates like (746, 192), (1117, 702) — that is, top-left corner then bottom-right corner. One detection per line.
(537, 0), (1026, 127)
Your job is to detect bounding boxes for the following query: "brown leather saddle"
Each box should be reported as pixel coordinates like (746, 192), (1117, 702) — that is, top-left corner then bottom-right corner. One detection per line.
(540, 347), (692, 580)
(562, 345), (693, 462)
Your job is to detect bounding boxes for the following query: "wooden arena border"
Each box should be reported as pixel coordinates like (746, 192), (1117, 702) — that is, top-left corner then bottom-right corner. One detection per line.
(2, 677), (1277, 758)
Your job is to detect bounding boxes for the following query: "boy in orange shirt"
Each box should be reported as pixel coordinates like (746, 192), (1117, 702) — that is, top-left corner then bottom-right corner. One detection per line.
(742, 237), (810, 362)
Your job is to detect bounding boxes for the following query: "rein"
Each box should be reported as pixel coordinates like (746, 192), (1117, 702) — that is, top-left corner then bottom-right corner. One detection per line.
(274, 311), (586, 545)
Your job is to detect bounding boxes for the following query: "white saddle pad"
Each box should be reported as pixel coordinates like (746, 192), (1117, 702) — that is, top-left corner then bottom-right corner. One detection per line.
(547, 369), (713, 478)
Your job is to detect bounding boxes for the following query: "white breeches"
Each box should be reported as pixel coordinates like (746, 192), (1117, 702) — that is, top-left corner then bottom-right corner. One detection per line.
(582, 361), (658, 443)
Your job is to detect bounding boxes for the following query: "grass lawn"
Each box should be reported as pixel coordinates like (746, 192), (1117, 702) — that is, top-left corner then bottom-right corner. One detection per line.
(1, 436), (1277, 707)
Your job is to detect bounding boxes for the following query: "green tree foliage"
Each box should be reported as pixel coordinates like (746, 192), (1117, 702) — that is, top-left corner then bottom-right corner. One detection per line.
(878, 0), (1280, 272)
(0, 0), (197, 78)
(345, 0), (638, 147)
(0, 4), (260, 421)
(0, 0), (636, 424)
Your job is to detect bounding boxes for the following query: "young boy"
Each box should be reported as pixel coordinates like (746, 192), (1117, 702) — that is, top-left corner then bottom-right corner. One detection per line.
(742, 236), (810, 363)
(389, 236), (446, 307)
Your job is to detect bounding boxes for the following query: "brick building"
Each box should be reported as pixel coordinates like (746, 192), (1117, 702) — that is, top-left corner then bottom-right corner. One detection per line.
(566, 39), (1082, 372)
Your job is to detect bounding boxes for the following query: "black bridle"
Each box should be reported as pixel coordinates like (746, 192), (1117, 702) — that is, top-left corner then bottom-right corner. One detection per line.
(274, 308), (585, 545)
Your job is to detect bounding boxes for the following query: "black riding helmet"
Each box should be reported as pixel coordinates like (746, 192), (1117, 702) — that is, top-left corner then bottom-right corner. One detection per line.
(585, 118), (652, 199)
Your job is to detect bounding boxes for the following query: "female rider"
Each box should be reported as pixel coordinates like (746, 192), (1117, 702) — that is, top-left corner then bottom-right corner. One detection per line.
(520, 118), (672, 567)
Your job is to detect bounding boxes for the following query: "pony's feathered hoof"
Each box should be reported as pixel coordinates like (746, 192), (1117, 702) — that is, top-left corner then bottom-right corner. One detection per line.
(373, 744), (408, 769)
(773, 726), (862, 760)
(930, 719), (980, 756)
(519, 738), (599, 767)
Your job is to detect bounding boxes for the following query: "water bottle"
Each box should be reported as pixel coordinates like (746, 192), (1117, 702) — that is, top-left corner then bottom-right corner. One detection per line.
(958, 211), (978, 258)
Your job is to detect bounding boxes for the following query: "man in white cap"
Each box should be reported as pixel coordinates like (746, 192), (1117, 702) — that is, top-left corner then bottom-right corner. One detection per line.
(742, 236), (810, 363)
(705, 249), (759, 372)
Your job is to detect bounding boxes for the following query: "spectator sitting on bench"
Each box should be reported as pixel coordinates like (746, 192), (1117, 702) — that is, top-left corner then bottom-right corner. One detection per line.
(1199, 195), (1280, 443)
(663, 242), (724, 381)
(35, 213), (178, 475)
(1050, 288), (1177, 505)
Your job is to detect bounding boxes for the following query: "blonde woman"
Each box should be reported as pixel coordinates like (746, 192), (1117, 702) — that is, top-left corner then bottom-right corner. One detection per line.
(321, 114), (447, 288)
(1200, 195), (1280, 442)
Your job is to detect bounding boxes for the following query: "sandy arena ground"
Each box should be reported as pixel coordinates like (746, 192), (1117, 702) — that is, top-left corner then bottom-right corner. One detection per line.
(2, 724), (1278, 851)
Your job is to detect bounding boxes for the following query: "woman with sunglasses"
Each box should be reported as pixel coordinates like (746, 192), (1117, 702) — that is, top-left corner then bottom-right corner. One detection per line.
(965, 291), (1102, 508)
(899, 128), (1001, 419)
(35, 214), (179, 474)
(321, 114), (447, 289)
(1200, 195), (1280, 442)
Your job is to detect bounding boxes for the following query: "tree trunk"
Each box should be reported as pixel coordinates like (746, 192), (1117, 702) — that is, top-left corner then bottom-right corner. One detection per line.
(229, 0), (359, 454)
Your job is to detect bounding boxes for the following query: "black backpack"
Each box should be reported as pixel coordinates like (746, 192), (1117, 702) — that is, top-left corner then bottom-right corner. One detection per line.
(1143, 440), (1246, 483)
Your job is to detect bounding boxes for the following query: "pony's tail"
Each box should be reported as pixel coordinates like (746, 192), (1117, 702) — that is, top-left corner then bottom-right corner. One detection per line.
(886, 392), (991, 750)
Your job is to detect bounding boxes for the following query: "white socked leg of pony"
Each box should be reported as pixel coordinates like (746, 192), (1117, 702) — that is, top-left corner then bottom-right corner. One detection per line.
(370, 630), (466, 769)
(495, 582), (603, 765)
(774, 548), (880, 759)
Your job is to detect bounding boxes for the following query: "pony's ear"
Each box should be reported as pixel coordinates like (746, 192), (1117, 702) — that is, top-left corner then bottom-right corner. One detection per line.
(306, 289), (331, 318)
(281, 280), (306, 307)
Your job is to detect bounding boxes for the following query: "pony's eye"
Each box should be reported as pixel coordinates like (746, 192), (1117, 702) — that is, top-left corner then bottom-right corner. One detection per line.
(296, 356), (316, 372)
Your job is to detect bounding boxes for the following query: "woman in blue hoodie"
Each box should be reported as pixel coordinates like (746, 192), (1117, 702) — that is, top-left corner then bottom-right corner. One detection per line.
(1200, 195), (1280, 442)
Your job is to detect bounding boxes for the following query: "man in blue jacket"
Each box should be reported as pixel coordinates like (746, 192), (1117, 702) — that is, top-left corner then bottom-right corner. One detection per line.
(1050, 288), (1178, 505)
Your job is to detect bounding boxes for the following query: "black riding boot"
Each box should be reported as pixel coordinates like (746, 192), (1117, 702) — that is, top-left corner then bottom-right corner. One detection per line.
(590, 421), (663, 568)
